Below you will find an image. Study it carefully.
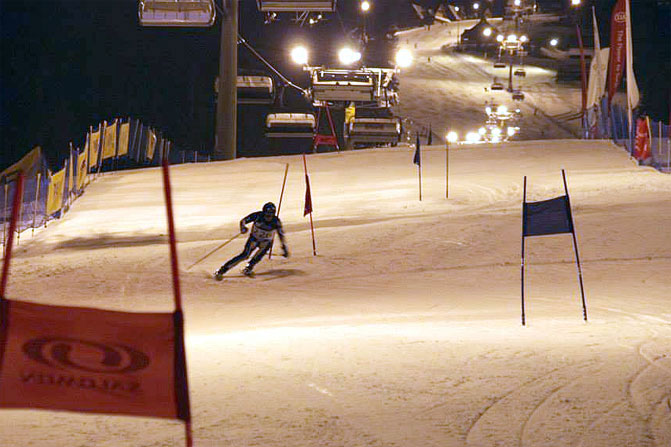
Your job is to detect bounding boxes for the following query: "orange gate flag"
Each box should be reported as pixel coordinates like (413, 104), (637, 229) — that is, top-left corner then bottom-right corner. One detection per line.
(0, 300), (190, 421)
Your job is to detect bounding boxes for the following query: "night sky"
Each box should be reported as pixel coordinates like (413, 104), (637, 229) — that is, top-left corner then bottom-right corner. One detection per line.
(1, 0), (669, 170)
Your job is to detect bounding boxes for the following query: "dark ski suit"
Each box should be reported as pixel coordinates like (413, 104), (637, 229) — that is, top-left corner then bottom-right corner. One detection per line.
(218, 211), (288, 274)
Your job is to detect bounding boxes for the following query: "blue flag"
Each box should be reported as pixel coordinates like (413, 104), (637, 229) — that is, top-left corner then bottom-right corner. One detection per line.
(523, 195), (573, 237)
(413, 133), (421, 166)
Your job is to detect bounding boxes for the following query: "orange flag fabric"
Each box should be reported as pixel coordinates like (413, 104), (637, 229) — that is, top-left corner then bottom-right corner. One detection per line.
(0, 299), (190, 421)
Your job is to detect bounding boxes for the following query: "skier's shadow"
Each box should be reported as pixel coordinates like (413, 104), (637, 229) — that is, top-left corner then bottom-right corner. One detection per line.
(256, 268), (306, 281)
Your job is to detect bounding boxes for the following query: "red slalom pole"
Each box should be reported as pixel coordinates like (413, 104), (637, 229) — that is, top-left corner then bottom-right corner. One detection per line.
(302, 154), (317, 256)
(0, 173), (24, 298)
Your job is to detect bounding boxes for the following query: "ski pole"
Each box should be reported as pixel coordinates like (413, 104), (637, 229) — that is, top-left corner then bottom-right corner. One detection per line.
(185, 232), (242, 271)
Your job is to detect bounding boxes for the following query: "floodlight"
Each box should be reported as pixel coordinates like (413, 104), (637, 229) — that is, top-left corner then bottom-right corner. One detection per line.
(466, 132), (481, 143)
(291, 46), (309, 65)
(483, 28), (492, 37)
(507, 127), (516, 136)
(507, 34), (517, 42)
(571, 0), (581, 6)
(485, 106), (492, 115)
(395, 48), (413, 68)
(497, 34), (504, 42)
(491, 127), (502, 137)
(520, 35), (528, 43)
(447, 131), (458, 143)
(339, 47), (361, 65)
(473, 3), (479, 10)
(478, 127), (486, 135)
(497, 105), (508, 114)
(550, 38), (559, 47)
(514, 0), (521, 6)
(360, 1), (371, 12)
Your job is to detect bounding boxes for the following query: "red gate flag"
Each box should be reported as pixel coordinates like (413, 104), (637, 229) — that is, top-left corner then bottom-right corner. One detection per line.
(304, 174), (313, 216)
(0, 300), (190, 421)
(607, 0), (626, 106)
(634, 117), (651, 161)
(523, 195), (573, 237)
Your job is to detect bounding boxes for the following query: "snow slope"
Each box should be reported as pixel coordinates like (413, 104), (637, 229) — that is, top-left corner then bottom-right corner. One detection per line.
(2, 137), (670, 447)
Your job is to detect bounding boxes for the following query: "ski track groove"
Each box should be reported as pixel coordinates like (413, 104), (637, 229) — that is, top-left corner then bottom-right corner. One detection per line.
(462, 361), (599, 447)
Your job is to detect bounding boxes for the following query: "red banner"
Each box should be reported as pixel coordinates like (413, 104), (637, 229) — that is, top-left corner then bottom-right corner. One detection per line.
(607, 0), (626, 105)
(0, 300), (190, 420)
(304, 174), (313, 216)
(634, 117), (651, 161)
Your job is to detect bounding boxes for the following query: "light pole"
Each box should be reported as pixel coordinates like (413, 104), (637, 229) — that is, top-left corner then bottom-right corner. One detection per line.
(570, 0), (587, 130)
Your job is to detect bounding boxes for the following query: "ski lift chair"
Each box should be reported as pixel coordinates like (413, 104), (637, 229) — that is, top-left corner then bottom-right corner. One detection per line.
(138, 0), (216, 27)
(346, 116), (401, 149)
(237, 76), (275, 105)
(311, 69), (375, 103)
(257, 0), (336, 12)
(512, 90), (525, 101)
(491, 81), (505, 91)
(514, 68), (526, 77)
(265, 113), (316, 155)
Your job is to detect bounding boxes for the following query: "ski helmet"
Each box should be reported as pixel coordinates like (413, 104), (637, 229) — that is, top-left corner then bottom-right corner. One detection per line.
(262, 202), (276, 216)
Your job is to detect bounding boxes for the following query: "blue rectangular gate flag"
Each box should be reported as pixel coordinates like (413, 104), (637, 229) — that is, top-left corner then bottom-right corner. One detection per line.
(523, 195), (573, 237)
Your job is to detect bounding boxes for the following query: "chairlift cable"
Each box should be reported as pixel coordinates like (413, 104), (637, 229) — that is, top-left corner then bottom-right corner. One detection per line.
(210, 0), (308, 97)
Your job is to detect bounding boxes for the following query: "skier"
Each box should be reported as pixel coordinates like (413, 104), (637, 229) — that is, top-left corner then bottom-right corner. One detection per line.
(214, 202), (289, 280)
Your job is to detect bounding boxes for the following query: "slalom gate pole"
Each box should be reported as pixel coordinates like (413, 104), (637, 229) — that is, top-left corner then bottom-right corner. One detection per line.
(521, 176), (527, 326)
(269, 163), (289, 259)
(562, 170), (588, 322)
(185, 232), (242, 271)
(418, 160), (422, 202)
(445, 141), (449, 199)
(32, 172), (41, 237)
(1, 173), (24, 298)
(160, 158), (193, 447)
(302, 154), (317, 256)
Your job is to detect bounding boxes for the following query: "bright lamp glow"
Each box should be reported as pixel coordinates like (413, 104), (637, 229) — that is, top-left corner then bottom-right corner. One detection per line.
(491, 127), (502, 137)
(360, 1), (371, 12)
(507, 34), (517, 42)
(485, 106), (492, 115)
(497, 105), (508, 114)
(466, 132), (481, 143)
(571, 0), (581, 5)
(497, 34), (504, 42)
(395, 48), (413, 68)
(473, 2), (479, 9)
(290, 46), (309, 65)
(483, 28), (492, 37)
(447, 131), (458, 143)
(550, 38), (559, 47)
(339, 47), (361, 65)
(520, 35), (528, 43)
(507, 127), (516, 136)
(478, 127), (486, 135)
(514, 0), (521, 5)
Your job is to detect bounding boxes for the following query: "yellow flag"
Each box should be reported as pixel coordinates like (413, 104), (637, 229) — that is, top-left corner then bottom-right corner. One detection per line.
(118, 121), (130, 156)
(76, 149), (88, 190)
(89, 128), (100, 170)
(68, 151), (74, 195)
(46, 167), (66, 215)
(102, 120), (117, 160)
(146, 129), (157, 161)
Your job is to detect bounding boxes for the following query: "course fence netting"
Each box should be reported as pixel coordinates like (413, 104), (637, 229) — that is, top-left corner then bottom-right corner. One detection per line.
(0, 119), (211, 254)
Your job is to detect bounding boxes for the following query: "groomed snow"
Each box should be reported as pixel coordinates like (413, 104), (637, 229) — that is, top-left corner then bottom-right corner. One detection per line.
(2, 137), (670, 446)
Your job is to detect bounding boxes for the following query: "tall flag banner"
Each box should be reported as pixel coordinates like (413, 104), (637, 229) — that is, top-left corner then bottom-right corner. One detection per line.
(624, 0), (639, 130)
(89, 127), (101, 171)
(118, 121), (130, 157)
(634, 117), (651, 161)
(521, 170), (587, 325)
(45, 168), (66, 216)
(76, 148), (88, 191)
(587, 7), (608, 108)
(607, 0), (626, 106)
(146, 130), (157, 161)
(0, 163), (193, 446)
